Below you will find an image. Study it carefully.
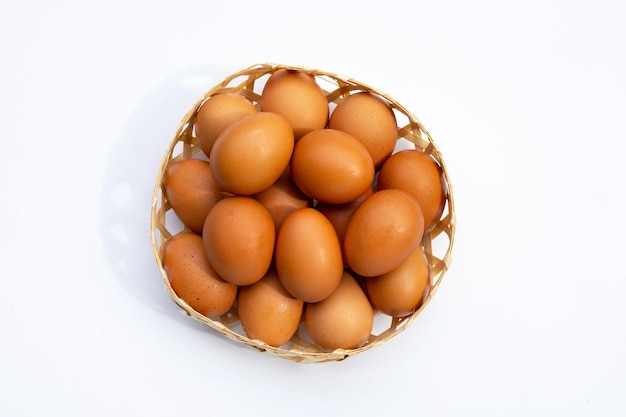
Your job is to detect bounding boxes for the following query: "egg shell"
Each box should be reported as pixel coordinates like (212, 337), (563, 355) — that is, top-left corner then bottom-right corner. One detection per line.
(253, 167), (312, 236)
(304, 271), (374, 352)
(260, 69), (329, 140)
(328, 92), (398, 169)
(275, 207), (343, 303)
(195, 93), (258, 157)
(210, 112), (294, 195)
(290, 129), (375, 204)
(202, 196), (275, 286)
(377, 149), (447, 233)
(238, 268), (304, 348)
(315, 186), (374, 266)
(344, 188), (425, 277)
(365, 245), (430, 318)
(163, 232), (237, 318)
(164, 158), (224, 234)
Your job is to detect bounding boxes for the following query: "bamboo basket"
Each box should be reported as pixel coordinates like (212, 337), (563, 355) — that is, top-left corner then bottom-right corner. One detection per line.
(150, 63), (456, 363)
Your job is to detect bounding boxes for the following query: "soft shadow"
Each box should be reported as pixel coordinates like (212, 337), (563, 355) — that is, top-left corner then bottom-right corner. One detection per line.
(99, 63), (241, 331)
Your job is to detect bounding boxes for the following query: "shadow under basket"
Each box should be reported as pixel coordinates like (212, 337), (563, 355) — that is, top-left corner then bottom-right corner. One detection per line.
(150, 63), (456, 363)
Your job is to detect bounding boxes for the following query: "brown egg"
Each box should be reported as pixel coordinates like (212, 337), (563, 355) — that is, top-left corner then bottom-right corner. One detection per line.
(365, 246), (430, 318)
(315, 186), (374, 266)
(164, 158), (224, 234)
(290, 129), (375, 204)
(275, 208), (343, 303)
(377, 149), (447, 232)
(238, 268), (304, 347)
(328, 92), (398, 169)
(202, 196), (275, 286)
(344, 189), (425, 277)
(210, 112), (294, 195)
(260, 69), (329, 140)
(253, 168), (312, 236)
(305, 271), (374, 352)
(195, 93), (258, 157)
(163, 232), (237, 318)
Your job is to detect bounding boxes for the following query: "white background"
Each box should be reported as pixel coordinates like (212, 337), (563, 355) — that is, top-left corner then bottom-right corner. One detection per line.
(2, 0), (625, 416)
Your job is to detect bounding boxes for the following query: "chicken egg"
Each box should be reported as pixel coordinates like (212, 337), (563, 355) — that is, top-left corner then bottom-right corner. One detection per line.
(365, 246), (430, 318)
(164, 158), (224, 234)
(260, 68), (329, 140)
(210, 112), (294, 195)
(275, 207), (343, 303)
(202, 196), (275, 286)
(290, 129), (374, 204)
(377, 149), (447, 233)
(238, 268), (304, 348)
(344, 189), (425, 277)
(163, 232), (237, 318)
(195, 93), (258, 157)
(315, 186), (374, 266)
(253, 167), (312, 236)
(328, 91), (398, 169)
(304, 271), (374, 352)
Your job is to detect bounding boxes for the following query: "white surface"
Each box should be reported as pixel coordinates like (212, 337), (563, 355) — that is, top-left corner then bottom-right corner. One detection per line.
(2, 1), (625, 416)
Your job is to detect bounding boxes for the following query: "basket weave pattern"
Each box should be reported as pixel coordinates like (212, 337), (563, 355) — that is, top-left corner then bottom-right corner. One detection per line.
(150, 63), (456, 363)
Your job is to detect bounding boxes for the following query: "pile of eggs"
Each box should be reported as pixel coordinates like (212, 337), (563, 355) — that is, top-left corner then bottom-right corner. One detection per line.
(161, 68), (447, 352)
